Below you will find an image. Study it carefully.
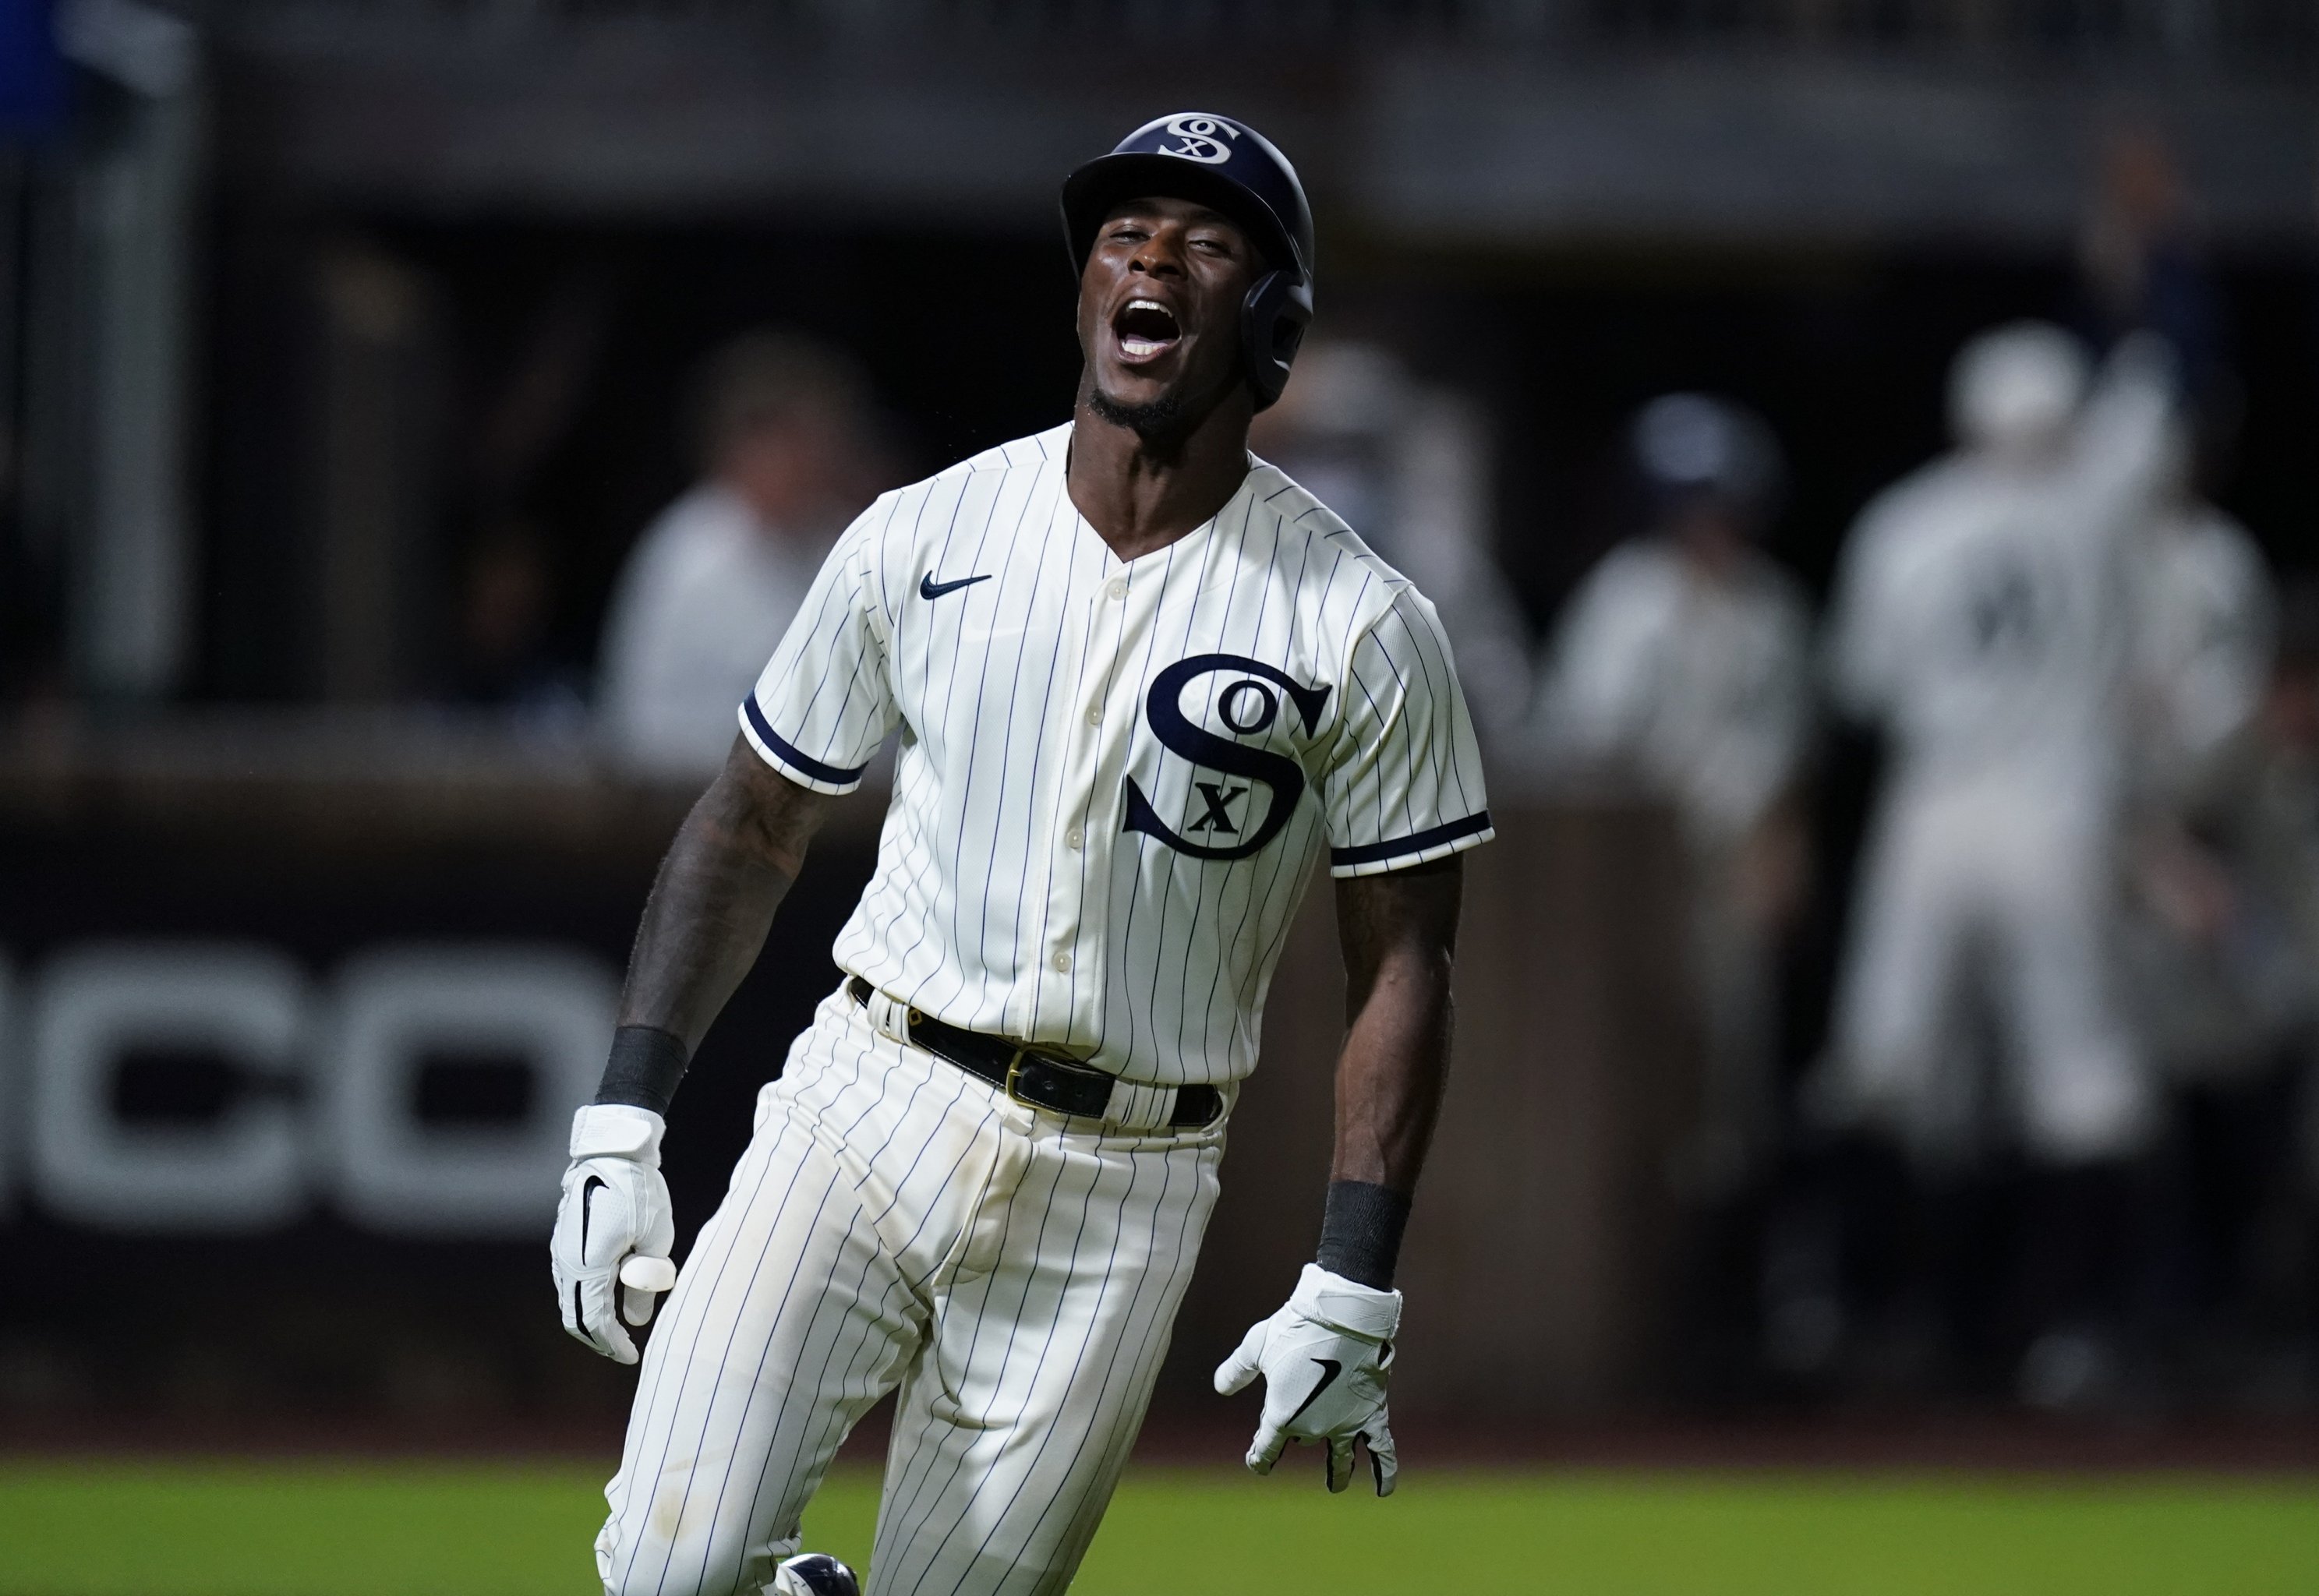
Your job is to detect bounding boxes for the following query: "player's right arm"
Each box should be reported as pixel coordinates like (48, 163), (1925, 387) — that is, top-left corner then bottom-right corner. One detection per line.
(555, 498), (900, 1363)
(2066, 330), (2178, 538)
(552, 742), (836, 1363)
(616, 737), (836, 1053)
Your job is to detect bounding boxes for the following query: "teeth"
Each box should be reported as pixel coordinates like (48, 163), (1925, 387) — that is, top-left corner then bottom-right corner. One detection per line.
(1117, 298), (1177, 358)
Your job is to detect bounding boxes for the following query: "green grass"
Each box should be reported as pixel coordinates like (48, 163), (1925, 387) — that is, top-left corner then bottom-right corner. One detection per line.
(2, 1459), (2315, 1594)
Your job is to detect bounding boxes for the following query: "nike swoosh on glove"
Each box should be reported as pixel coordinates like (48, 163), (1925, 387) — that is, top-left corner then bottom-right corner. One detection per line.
(550, 1103), (676, 1365)
(1214, 1262), (1402, 1495)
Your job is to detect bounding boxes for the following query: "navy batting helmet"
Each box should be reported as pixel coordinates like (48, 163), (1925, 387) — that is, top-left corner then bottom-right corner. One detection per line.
(1062, 112), (1315, 410)
(1631, 394), (1786, 528)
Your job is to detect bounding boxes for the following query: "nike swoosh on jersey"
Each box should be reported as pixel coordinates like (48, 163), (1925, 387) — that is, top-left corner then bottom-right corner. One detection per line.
(920, 571), (992, 600)
(1285, 1357), (1344, 1427)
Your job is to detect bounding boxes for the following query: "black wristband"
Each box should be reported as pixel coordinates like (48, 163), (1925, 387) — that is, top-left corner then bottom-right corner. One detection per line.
(1315, 1179), (1412, 1291)
(595, 1026), (690, 1116)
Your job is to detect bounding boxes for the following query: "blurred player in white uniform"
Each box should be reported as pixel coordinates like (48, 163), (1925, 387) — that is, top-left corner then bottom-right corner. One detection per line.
(1535, 394), (1812, 1193)
(2121, 424), (2278, 1084)
(2131, 428), (2273, 809)
(1819, 323), (2175, 1399)
(599, 333), (879, 780)
(550, 115), (1491, 1596)
(1250, 340), (1533, 746)
(2115, 438), (2299, 1361)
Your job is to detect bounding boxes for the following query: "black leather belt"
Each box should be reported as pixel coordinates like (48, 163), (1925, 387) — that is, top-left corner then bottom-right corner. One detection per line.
(848, 977), (1221, 1129)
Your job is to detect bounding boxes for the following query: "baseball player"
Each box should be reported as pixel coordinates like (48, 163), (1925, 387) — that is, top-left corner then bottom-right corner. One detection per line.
(550, 112), (1491, 1596)
(2113, 437), (2289, 1346)
(1531, 394), (1812, 1195)
(1817, 323), (2174, 1398)
(2119, 425), (2278, 1084)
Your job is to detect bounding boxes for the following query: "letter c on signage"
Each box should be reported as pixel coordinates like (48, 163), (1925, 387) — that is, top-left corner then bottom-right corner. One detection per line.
(28, 944), (307, 1231)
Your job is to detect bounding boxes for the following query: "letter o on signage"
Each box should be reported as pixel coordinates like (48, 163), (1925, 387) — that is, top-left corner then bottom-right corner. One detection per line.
(28, 944), (307, 1231)
(320, 945), (614, 1236)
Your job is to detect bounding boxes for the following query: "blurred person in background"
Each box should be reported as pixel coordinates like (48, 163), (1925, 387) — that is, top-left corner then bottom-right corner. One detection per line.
(2119, 419), (2280, 1104)
(1249, 338), (1532, 745)
(2263, 593), (2319, 1367)
(1531, 394), (1813, 1215)
(2125, 574), (2319, 1389)
(2080, 125), (2313, 1385)
(1812, 323), (2176, 1407)
(598, 331), (879, 779)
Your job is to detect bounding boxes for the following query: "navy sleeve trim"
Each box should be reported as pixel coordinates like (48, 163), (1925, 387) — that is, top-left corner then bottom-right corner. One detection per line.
(741, 696), (871, 786)
(1330, 810), (1494, 868)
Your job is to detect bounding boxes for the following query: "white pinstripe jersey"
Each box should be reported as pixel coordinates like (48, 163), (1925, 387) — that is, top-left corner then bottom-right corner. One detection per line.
(740, 422), (1493, 1087)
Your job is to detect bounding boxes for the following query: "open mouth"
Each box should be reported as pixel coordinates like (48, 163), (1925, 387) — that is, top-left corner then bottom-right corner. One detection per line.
(1112, 298), (1182, 362)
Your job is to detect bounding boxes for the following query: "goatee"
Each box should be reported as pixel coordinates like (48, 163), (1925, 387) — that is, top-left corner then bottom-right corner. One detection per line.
(1086, 386), (1189, 440)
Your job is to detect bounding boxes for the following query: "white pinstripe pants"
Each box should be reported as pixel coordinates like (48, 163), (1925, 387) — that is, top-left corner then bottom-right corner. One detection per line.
(1826, 773), (2150, 1163)
(596, 987), (1227, 1596)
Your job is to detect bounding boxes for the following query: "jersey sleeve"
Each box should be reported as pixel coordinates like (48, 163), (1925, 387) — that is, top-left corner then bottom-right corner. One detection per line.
(737, 503), (900, 795)
(1320, 585), (1496, 877)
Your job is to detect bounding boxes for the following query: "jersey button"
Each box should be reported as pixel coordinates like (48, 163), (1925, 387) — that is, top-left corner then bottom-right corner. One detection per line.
(1105, 577), (1128, 601)
(1065, 827), (1083, 849)
(1052, 952), (1072, 972)
(1085, 706), (1103, 726)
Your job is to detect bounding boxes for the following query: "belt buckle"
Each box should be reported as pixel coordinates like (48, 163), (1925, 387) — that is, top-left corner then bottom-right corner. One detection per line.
(1002, 1049), (1039, 1110)
(1003, 1048), (1112, 1118)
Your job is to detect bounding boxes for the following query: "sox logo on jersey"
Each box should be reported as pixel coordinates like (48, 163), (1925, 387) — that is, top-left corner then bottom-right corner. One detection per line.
(596, 422), (1490, 1596)
(1124, 655), (1332, 860)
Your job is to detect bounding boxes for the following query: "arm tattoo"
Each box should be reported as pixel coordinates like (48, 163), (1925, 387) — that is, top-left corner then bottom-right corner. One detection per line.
(615, 735), (837, 1059)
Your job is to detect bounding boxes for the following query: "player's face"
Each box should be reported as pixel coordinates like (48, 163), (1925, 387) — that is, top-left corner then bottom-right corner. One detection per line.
(1077, 196), (1260, 421)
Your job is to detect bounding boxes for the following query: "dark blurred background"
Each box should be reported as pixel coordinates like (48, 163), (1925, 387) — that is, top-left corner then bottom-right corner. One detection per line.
(4, 0), (2318, 1445)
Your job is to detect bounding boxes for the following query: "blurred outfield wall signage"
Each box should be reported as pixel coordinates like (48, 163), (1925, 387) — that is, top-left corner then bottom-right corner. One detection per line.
(4, 942), (615, 1235)
(0, 0), (65, 134)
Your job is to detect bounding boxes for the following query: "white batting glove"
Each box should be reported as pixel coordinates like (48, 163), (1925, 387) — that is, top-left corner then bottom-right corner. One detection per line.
(550, 1104), (676, 1365)
(1214, 1263), (1402, 1495)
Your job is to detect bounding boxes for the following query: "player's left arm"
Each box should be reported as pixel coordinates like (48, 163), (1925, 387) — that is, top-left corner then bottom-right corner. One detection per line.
(1327, 855), (1461, 1218)
(1214, 859), (1459, 1497)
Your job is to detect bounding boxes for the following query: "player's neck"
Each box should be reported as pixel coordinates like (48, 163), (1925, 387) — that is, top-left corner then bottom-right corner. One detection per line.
(1066, 385), (1254, 564)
